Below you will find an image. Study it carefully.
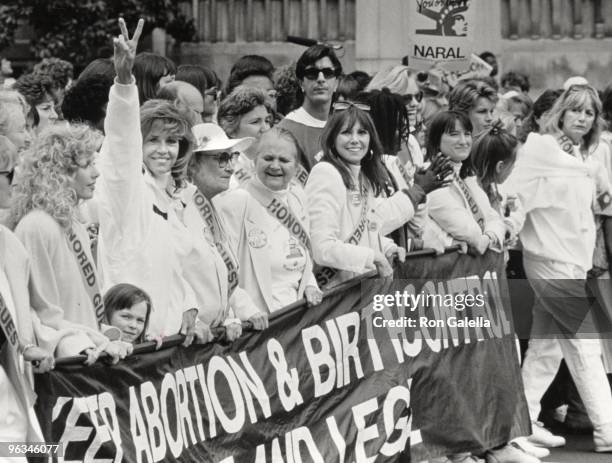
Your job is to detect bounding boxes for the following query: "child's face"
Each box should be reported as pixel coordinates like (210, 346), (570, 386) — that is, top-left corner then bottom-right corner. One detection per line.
(109, 301), (148, 343)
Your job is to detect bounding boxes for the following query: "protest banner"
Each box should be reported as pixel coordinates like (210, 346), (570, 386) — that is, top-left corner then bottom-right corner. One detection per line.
(34, 251), (529, 462)
(407, 0), (476, 72)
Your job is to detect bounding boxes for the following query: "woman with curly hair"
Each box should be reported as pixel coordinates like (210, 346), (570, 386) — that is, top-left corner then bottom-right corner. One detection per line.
(10, 123), (132, 364)
(13, 73), (58, 134)
(95, 18), (204, 345)
(32, 57), (74, 105)
(217, 85), (273, 188)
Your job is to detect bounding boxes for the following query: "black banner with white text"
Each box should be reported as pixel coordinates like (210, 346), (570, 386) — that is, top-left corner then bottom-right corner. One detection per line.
(34, 251), (529, 462)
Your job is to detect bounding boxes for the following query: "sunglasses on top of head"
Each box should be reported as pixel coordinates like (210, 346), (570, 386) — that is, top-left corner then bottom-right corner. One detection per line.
(201, 151), (240, 169)
(332, 101), (371, 112)
(302, 67), (339, 81)
(0, 168), (14, 185)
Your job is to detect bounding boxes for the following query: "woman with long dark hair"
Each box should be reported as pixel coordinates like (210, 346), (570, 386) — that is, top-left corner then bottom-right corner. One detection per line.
(305, 104), (407, 289)
(356, 89), (452, 252)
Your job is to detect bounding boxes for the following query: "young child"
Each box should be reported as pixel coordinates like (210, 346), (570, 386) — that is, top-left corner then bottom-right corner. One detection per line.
(104, 283), (151, 344)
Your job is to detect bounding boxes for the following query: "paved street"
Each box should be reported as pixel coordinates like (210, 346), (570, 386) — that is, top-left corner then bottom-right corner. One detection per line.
(546, 433), (610, 463)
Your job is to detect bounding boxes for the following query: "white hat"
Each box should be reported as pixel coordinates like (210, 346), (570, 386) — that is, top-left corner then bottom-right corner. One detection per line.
(192, 123), (254, 153)
(563, 76), (588, 90)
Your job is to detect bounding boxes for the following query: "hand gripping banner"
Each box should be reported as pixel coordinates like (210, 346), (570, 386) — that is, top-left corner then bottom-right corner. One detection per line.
(35, 250), (529, 462)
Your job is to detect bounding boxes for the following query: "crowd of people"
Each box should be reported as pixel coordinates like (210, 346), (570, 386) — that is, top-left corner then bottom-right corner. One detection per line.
(1, 16), (612, 463)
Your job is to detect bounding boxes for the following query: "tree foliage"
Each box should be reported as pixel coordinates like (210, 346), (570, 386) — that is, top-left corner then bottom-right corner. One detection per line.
(0, 0), (195, 67)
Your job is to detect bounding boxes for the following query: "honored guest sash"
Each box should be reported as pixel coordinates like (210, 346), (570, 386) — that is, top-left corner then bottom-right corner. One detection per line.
(553, 131), (612, 215)
(453, 173), (485, 232)
(66, 227), (105, 326)
(0, 290), (20, 349)
(233, 167), (252, 185)
(245, 179), (312, 255)
(294, 164), (309, 188)
(395, 156), (415, 187)
(315, 180), (370, 289)
(193, 191), (240, 295)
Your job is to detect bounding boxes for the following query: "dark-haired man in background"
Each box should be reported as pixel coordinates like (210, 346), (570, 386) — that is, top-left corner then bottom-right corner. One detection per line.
(278, 44), (342, 171)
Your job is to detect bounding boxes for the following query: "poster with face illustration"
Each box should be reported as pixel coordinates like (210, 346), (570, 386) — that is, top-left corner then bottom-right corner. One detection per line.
(408, 0), (475, 71)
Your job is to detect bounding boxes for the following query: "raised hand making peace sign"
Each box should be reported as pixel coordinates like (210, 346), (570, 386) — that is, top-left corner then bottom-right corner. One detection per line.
(113, 17), (144, 85)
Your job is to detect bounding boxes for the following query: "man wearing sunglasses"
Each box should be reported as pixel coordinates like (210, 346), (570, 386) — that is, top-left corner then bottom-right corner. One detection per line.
(278, 44), (342, 172)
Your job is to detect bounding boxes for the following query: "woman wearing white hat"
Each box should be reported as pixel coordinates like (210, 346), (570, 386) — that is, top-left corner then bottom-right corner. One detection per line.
(216, 127), (323, 313)
(95, 18), (204, 345)
(182, 122), (268, 332)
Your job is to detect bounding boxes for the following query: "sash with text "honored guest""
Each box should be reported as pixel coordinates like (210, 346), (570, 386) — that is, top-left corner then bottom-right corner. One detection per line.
(453, 173), (485, 232)
(395, 156), (415, 187)
(193, 190), (240, 295)
(314, 177), (370, 289)
(66, 228), (105, 326)
(0, 290), (20, 350)
(245, 179), (312, 255)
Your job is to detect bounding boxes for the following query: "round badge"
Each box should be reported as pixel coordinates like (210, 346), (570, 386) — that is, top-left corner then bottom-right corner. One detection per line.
(247, 228), (268, 248)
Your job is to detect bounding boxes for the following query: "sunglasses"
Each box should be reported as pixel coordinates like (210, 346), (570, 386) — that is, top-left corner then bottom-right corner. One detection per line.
(201, 151), (240, 169)
(303, 67), (338, 81)
(403, 92), (423, 104)
(0, 168), (14, 185)
(332, 101), (370, 112)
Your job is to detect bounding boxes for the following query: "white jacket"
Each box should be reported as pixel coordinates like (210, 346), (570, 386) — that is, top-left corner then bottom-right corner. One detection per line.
(509, 132), (600, 272)
(182, 186), (260, 325)
(95, 81), (197, 337)
(305, 162), (396, 287)
(216, 181), (318, 313)
(427, 172), (506, 253)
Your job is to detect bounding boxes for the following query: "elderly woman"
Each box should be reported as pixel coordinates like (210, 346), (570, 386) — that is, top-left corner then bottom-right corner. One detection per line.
(217, 86), (274, 188)
(9, 123), (132, 364)
(449, 79), (498, 136)
(216, 127), (322, 312)
(95, 18), (200, 344)
(426, 111), (506, 255)
(181, 123), (270, 327)
(13, 73), (59, 134)
(305, 104), (408, 289)
(511, 84), (612, 452)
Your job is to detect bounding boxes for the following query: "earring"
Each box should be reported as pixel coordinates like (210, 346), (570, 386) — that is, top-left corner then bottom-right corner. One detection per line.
(366, 149), (374, 160)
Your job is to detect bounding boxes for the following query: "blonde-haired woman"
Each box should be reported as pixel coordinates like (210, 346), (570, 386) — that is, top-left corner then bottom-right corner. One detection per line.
(366, 65), (423, 132)
(0, 90), (31, 153)
(512, 84), (612, 452)
(10, 124), (132, 363)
